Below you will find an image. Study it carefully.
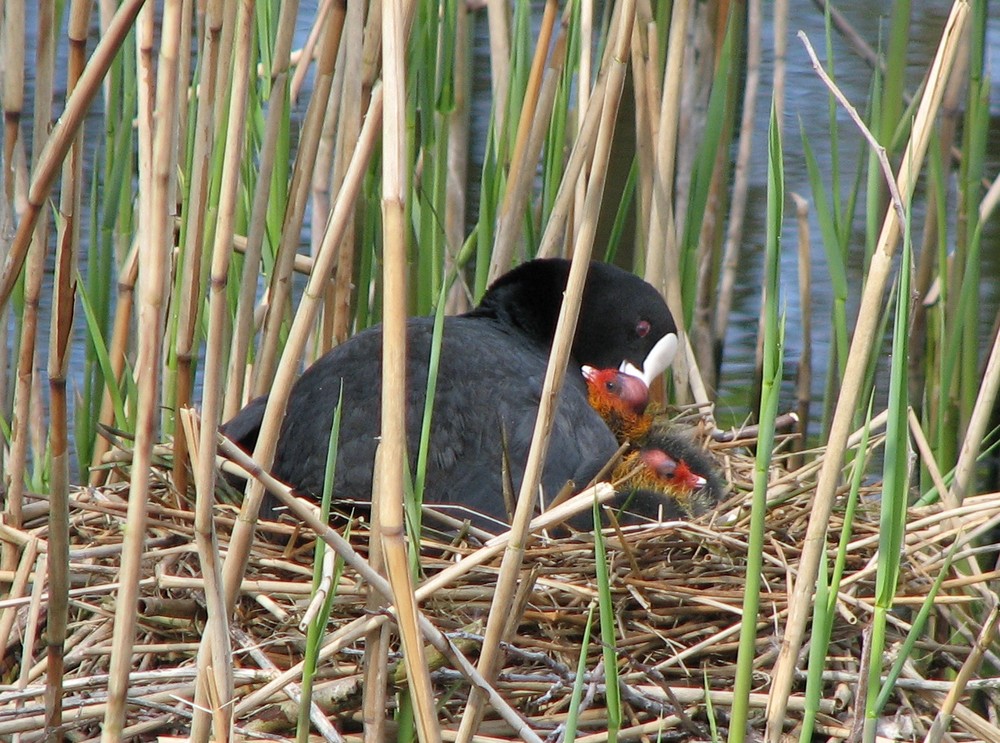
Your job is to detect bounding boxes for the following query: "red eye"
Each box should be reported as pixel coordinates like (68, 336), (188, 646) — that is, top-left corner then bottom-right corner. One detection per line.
(636, 320), (651, 338)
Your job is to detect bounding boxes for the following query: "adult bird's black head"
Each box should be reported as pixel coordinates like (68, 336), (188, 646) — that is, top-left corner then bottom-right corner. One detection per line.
(470, 258), (678, 374)
(221, 258), (677, 532)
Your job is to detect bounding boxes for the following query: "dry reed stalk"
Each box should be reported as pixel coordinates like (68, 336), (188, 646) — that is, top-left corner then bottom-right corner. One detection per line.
(950, 309), (1000, 504)
(170, 0), (224, 494)
(16, 550), (47, 722)
(312, 18), (348, 356)
(378, 0), (440, 735)
(629, 20), (655, 255)
(184, 0), (260, 733)
(486, 0), (511, 143)
(362, 444), (391, 739)
(534, 70), (608, 259)
(456, 3), (637, 737)
(643, 0), (691, 408)
(101, 1), (184, 736)
(772, 0), (788, 124)
(88, 242), (139, 485)
(1, 2), (24, 202)
(290, 0), (335, 103)
(43, 0), (90, 724)
(571, 0), (594, 244)
(251, 1), (345, 397)
(642, 0), (688, 292)
(0, 0), (144, 312)
(766, 7), (971, 735)
(223, 0), (302, 419)
(3, 0), (57, 570)
(488, 0), (560, 279)
(790, 192), (812, 470)
(0, 537), (37, 657)
(444, 0), (472, 315)
(328, 0), (367, 338)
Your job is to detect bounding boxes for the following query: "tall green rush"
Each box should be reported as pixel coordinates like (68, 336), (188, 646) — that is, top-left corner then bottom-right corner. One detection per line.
(296, 385), (344, 740)
(592, 500), (622, 740)
(863, 180), (913, 743)
(728, 99), (783, 743)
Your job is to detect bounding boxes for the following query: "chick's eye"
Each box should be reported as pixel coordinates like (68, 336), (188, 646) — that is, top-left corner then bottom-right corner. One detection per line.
(605, 381), (619, 393)
(635, 320), (651, 338)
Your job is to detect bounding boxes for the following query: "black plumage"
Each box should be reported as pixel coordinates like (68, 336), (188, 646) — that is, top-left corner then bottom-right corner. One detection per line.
(221, 258), (676, 532)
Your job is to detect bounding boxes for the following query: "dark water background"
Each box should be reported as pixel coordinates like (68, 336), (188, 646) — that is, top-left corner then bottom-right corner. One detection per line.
(9, 1), (1000, 472)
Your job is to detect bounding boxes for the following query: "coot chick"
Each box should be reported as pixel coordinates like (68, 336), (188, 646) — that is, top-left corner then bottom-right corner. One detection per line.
(222, 259), (677, 532)
(610, 432), (727, 521)
(582, 365), (652, 442)
(581, 366), (727, 522)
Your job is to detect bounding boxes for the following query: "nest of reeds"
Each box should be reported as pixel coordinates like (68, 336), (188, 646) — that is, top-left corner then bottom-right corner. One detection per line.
(3, 427), (1000, 742)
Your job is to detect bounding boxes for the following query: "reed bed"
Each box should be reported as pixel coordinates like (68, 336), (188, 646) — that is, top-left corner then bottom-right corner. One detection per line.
(2, 0), (1000, 740)
(2, 430), (999, 741)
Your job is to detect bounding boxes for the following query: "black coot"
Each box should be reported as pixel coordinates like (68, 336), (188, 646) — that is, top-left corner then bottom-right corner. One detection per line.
(221, 259), (676, 531)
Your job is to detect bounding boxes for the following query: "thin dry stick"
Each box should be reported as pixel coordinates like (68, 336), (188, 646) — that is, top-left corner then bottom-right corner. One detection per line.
(314, 25), (348, 356)
(642, 0), (689, 295)
(535, 68), (608, 258)
(455, 3), (636, 738)
(45, 0), (93, 728)
(714, 0), (762, 352)
(378, 0), (440, 737)
(765, 5), (970, 738)
(187, 1), (259, 737)
(799, 32), (906, 225)
(101, 1), (183, 737)
(223, 0), (301, 420)
(492, 19), (568, 272)
(362, 452), (390, 741)
(0, 0), (144, 312)
(0, 538), (38, 663)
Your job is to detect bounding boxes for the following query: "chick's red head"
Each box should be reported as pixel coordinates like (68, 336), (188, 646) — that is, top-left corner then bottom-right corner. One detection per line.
(638, 448), (707, 494)
(581, 366), (651, 442)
